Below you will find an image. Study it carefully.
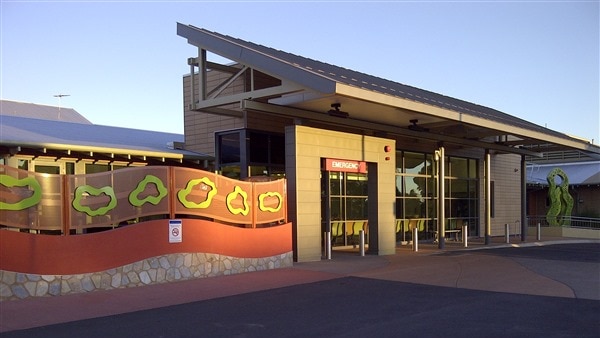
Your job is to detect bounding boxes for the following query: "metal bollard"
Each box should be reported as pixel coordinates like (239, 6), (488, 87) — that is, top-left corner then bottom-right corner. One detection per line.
(536, 222), (541, 241)
(462, 224), (468, 248)
(359, 230), (365, 256)
(412, 228), (418, 252)
(325, 231), (331, 260)
(505, 223), (510, 244)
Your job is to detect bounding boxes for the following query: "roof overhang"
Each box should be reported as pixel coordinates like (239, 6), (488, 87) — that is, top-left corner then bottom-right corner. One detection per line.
(242, 100), (542, 158)
(0, 141), (212, 165)
(177, 24), (600, 159)
(273, 83), (600, 156)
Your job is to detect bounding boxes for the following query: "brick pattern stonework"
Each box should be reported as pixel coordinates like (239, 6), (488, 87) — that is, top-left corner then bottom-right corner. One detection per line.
(0, 252), (293, 301)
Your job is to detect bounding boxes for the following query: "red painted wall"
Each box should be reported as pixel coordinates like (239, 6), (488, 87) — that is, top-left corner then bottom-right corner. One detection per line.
(0, 219), (292, 275)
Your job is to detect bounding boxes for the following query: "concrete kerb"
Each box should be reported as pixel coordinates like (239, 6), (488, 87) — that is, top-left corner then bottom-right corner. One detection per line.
(393, 237), (600, 254)
(428, 238), (600, 253)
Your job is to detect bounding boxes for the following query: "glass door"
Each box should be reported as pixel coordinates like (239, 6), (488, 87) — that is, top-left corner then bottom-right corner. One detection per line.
(322, 170), (368, 248)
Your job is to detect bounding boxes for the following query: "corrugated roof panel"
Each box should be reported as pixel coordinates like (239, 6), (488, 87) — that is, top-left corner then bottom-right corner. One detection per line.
(1, 100), (92, 124)
(527, 162), (600, 185)
(0, 115), (209, 159)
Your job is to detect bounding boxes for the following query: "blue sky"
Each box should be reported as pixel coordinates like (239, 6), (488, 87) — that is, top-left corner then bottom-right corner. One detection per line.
(2, 1), (599, 144)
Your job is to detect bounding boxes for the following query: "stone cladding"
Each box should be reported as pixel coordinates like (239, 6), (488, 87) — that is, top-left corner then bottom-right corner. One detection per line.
(0, 251), (293, 301)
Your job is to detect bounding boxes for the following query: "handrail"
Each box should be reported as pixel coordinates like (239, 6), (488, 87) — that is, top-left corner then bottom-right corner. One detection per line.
(527, 215), (600, 230)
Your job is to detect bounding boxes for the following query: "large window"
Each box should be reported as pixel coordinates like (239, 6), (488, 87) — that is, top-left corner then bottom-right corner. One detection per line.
(216, 129), (285, 179)
(445, 157), (479, 236)
(395, 151), (479, 239)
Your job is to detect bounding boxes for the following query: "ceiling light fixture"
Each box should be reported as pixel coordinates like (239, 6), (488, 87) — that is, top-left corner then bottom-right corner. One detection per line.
(408, 119), (429, 132)
(327, 103), (349, 118)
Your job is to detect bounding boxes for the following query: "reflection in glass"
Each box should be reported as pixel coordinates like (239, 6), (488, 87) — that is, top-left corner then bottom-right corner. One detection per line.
(330, 172), (342, 195)
(405, 152), (425, 175)
(395, 151), (480, 238)
(346, 197), (368, 219)
(346, 173), (368, 196)
(330, 197), (342, 220)
(219, 132), (241, 164)
(450, 157), (468, 178)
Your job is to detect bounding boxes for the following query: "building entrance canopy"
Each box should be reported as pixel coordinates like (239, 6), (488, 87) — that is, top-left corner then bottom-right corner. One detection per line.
(177, 23), (600, 159)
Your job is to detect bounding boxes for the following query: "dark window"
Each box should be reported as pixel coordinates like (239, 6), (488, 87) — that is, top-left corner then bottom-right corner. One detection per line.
(270, 134), (285, 165)
(85, 164), (110, 174)
(219, 132), (241, 164)
(249, 132), (269, 163)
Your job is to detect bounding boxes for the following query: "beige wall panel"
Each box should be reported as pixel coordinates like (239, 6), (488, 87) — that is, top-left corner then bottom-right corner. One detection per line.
(287, 125), (396, 261)
(476, 153), (522, 237)
(490, 153), (522, 236)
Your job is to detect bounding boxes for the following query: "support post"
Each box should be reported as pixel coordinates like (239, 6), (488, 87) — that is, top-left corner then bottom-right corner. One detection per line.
(199, 48), (206, 101)
(436, 146), (445, 250)
(537, 222), (541, 241)
(505, 223), (510, 244)
(485, 150), (492, 245)
(359, 230), (365, 256)
(521, 155), (527, 242)
(463, 224), (468, 248)
(325, 232), (332, 260)
(324, 169), (332, 260)
(412, 227), (419, 252)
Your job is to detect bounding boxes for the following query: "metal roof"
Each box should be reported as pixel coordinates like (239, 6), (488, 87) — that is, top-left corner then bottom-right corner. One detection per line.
(1, 100), (92, 124)
(0, 115), (211, 161)
(178, 24), (600, 157)
(185, 28), (553, 136)
(527, 161), (600, 186)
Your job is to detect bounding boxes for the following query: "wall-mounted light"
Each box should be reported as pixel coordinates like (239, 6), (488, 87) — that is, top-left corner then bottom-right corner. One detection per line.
(327, 103), (349, 118)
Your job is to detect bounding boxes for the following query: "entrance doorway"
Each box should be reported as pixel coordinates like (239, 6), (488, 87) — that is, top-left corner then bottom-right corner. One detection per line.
(321, 160), (369, 254)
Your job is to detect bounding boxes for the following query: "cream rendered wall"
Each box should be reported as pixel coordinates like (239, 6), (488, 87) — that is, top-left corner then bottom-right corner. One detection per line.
(286, 125), (396, 262)
(489, 153), (522, 236)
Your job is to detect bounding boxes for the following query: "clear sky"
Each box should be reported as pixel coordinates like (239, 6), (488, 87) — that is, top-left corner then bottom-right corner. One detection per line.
(2, 1), (599, 144)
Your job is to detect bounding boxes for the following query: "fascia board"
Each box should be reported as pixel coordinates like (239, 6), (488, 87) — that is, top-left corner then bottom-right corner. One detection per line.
(1, 140), (185, 160)
(335, 83), (598, 154)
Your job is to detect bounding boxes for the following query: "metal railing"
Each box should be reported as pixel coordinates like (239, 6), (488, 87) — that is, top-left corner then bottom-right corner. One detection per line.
(527, 216), (600, 230)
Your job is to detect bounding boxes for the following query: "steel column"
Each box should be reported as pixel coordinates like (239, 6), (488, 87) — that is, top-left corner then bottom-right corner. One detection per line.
(437, 146), (445, 250)
(485, 150), (491, 245)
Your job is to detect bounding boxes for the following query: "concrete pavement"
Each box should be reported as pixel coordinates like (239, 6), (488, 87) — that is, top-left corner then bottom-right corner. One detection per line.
(1, 237), (598, 337)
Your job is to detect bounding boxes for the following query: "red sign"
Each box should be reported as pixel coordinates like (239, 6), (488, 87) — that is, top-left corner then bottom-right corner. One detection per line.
(325, 158), (367, 173)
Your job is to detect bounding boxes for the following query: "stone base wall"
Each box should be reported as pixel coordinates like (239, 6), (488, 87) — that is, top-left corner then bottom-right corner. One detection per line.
(0, 251), (293, 301)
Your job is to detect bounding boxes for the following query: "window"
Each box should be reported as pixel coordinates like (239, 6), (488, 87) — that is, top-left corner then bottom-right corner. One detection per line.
(85, 164), (110, 174)
(218, 132), (241, 164)
(395, 151), (479, 238)
(216, 129), (285, 179)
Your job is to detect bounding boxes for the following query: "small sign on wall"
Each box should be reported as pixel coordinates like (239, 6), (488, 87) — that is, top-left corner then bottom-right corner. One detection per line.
(169, 219), (182, 243)
(324, 158), (367, 173)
